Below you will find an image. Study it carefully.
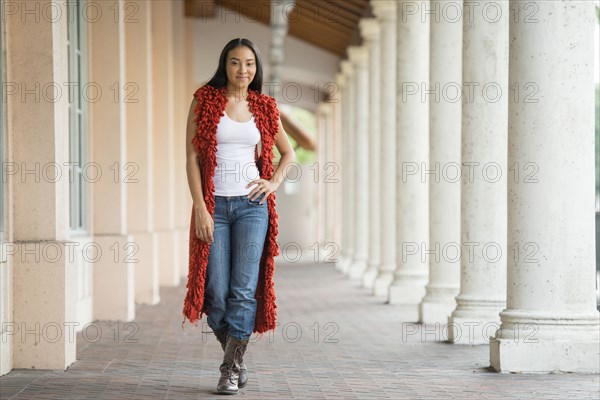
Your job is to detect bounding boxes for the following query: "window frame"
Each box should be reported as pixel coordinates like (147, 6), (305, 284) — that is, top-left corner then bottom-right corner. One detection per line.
(67, 0), (90, 236)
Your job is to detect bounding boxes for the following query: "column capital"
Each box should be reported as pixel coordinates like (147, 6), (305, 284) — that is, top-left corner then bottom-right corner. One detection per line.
(359, 18), (380, 42)
(347, 46), (369, 65)
(335, 72), (346, 88)
(340, 60), (354, 77)
(318, 102), (333, 116)
(371, 0), (397, 20)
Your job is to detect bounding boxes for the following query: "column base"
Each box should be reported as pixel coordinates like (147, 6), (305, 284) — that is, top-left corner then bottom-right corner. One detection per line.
(334, 254), (346, 271)
(348, 258), (368, 280)
(336, 252), (353, 274)
(362, 262), (379, 289)
(446, 315), (500, 345)
(334, 259), (342, 271)
(419, 300), (456, 324)
(373, 271), (394, 297)
(490, 337), (599, 373)
(489, 309), (600, 373)
(447, 296), (505, 344)
(419, 286), (459, 324)
(388, 279), (427, 305)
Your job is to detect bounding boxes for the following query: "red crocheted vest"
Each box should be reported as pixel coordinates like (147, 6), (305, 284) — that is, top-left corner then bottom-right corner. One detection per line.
(181, 85), (281, 334)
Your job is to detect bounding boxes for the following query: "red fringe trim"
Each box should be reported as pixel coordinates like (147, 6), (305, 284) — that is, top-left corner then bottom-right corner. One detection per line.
(181, 85), (280, 334)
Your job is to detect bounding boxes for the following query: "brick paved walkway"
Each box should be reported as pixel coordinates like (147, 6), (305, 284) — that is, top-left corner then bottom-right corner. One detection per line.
(1, 261), (599, 399)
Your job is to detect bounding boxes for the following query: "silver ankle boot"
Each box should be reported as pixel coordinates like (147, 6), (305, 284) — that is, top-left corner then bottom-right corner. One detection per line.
(214, 330), (248, 388)
(216, 336), (249, 394)
(237, 357), (248, 389)
(234, 340), (248, 388)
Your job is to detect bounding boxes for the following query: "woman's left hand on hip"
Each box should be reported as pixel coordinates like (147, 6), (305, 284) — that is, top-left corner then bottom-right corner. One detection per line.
(246, 179), (278, 204)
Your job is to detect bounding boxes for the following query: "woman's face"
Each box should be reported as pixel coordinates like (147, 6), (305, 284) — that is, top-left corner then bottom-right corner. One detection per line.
(225, 46), (256, 91)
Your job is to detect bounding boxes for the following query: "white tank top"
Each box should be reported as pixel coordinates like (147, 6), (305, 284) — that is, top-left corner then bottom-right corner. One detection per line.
(212, 111), (261, 196)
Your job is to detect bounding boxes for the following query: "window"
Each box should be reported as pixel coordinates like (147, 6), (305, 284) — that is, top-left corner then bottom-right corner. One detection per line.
(67, 0), (89, 234)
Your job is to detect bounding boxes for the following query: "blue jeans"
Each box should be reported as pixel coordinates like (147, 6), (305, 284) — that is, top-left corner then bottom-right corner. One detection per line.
(205, 193), (269, 340)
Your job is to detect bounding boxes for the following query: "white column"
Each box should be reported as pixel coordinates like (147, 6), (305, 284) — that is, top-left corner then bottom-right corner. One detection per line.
(333, 90), (343, 254)
(389, 0), (430, 309)
(337, 60), (355, 274)
(333, 73), (345, 266)
(124, 0), (159, 305)
(372, 0), (398, 297)
(419, 0), (463, 323)
(321, 103), (336, 246)
(359, 19), (382, 289)
(448, 0), (508, 344)
(8, 0), (76, 370)
(316, 105), (328, 248)
(335, 71), (348, 271)
(89, 0), (135, 322)
(318, 102), (336, 247)
(347, 46), (370, 280)
(490, 0), (599, 373)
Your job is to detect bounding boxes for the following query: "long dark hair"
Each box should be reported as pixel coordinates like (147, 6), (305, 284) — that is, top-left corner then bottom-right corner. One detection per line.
(205, 38), (264, 93)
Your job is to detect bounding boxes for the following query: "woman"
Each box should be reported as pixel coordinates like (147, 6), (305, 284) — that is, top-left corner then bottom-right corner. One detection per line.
(181, 38), (295, 395)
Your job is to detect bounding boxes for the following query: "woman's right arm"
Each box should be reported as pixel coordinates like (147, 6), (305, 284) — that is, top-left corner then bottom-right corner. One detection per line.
(186, 96), (214, 243)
